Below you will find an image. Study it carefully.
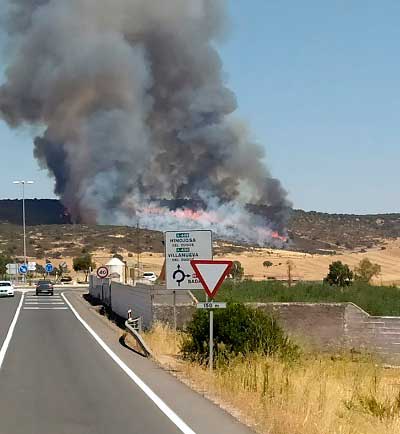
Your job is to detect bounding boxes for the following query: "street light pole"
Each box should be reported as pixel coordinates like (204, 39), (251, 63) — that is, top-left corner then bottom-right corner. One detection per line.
(13, 181), (34, 282)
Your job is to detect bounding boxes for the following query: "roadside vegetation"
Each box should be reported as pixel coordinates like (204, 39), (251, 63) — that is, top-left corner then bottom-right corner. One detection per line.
(181, 304), (299, 364)
(145, 321), (400, 434)
(192, 257), (398, 316)
(193, 280), (400, 316)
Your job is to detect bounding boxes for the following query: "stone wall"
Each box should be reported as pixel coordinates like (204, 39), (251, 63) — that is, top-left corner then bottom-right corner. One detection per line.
(344, 304), (400, 365)
(152, 304), (196, 330)
(255, 303), (346, 351)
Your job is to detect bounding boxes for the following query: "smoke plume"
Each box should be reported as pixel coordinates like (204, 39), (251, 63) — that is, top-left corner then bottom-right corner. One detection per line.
(0, 0), (291, 245)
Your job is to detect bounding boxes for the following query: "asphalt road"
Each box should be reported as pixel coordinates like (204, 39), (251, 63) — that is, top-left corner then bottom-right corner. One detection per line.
(0, 291), (254, 434)
(0, 293), (21, 347)
(0, 292), (185, 434)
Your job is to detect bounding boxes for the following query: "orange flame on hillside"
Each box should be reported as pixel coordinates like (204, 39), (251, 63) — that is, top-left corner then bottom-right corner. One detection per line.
(137, 205), (287, 244)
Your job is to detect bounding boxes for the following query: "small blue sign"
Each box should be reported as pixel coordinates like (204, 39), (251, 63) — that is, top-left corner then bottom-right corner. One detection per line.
(45, 263), (54, 273)
(19, 264), (28, 274)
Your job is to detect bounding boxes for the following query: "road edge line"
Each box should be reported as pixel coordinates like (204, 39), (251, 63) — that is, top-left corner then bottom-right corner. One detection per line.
(0, 293), (24, 369)
(61, 292), (197, 434)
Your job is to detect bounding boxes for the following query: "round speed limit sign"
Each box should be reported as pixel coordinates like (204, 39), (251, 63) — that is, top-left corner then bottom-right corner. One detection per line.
(96, 266), (109, 279)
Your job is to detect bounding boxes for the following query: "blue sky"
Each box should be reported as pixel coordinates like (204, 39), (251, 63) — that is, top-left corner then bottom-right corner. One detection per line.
(1, 1), (399, 213)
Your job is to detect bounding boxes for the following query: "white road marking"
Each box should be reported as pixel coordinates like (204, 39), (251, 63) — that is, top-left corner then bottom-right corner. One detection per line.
(26, 298), (62, 300)
(62, 292), (197, 434)
(25, 302), (65, 305)
(0, 294), (24, 369)
(25, 296), (60, 298)
(23, 307), (69, 310)
(26, 295), (61, 297)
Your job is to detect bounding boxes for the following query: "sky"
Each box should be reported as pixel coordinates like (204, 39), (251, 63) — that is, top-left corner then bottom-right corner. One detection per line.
(0, 0), (399, 214)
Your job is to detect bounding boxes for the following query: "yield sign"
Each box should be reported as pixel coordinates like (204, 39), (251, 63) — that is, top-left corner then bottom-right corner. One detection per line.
(190, 260), (233, 299)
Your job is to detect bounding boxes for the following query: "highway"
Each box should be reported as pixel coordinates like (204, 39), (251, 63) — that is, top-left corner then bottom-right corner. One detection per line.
(0, 291), (254, 434)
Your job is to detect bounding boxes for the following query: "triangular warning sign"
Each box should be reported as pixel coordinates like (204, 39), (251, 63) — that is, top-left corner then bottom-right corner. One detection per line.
(190, 260), (233, 299)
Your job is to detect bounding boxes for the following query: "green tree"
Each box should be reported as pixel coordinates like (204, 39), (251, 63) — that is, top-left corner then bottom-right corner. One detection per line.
(36, 264), (46, 278)
(230, 261), (244, 281)
(263, 261), (273, 268)
(0, 254), (11, 278)
(324, 261), (353, 287)
(73, 254), (96, 282)
(354, 258), (381, 283)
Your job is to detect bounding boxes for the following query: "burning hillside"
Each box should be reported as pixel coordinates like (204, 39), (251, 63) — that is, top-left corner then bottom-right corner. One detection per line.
(0, 1), (290, 245)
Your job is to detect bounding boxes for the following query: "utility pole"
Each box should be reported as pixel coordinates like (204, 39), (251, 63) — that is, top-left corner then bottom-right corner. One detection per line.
(13, 180), (34, 283)
(136, 218), (141, 277)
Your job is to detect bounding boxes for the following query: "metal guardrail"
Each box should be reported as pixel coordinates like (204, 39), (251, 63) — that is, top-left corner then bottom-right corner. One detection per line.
(124, 317), (152, 357)
(126, 316), (143, 333)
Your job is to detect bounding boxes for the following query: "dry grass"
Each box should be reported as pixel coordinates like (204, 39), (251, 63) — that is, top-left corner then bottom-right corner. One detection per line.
(145, 323), (400, 434)
(19, 238), (400, 284)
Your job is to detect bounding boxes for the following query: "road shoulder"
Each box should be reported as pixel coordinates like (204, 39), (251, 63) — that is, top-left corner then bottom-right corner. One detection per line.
(0, 293), (21, 350)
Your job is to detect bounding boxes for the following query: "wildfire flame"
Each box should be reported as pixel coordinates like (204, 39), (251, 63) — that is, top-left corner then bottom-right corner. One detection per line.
(136, 204), (287, 245)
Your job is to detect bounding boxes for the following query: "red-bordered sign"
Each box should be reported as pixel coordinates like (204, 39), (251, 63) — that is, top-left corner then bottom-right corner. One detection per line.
(96, 266), (109, 279)
(190, 260), (233, 299)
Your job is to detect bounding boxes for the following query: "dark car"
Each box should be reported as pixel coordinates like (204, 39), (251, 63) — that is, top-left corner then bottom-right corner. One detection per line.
(36, 280), (54, 296)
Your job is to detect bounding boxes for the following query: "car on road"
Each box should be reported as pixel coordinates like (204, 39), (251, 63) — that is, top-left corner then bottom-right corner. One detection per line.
(142, 272), (157, 283)
(60, 276), (73, 283)
(36, 280), (54, 296)
(0, 281), (15, 297)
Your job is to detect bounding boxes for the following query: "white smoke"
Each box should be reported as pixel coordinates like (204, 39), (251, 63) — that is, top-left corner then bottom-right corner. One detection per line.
(0, 0), (291, 244)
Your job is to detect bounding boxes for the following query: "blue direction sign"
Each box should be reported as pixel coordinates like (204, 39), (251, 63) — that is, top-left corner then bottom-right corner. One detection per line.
(45, 263), (54, 273)
(19, 264), (28, 274)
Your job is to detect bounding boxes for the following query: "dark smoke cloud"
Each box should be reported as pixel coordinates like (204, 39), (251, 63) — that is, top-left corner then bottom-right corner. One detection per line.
(0, 0), (291, 244)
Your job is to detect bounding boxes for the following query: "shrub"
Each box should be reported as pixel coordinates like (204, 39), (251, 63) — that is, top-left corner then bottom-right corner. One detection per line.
(354, 258), (381, 283)
(324, 261), (353, 286)
(73, 253), (96, 282)
(0, 253), (11, 277)
(230, 261), (244, 281)
(180, 303), (299, 364)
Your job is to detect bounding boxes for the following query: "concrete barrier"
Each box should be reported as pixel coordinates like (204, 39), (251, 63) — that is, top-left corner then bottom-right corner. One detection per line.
(88, 277), (400, 364)
(110, 282), (153, 328)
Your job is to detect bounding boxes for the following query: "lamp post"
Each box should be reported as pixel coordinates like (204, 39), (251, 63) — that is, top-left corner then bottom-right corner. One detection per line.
(13, 181), (34, 281)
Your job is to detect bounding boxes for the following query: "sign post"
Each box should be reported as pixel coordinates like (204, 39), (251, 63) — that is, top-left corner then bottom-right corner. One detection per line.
(45, 263), (54, 277)
(165, 230), (212, 290)
(191, 260), (233, 371)
(97, 266), (109, 304)
(19, 264), (28, 275)
(165, 230), (212, 331)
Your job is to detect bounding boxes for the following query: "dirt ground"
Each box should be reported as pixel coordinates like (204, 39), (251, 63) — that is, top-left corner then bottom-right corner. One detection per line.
(25, 239), (400, 285)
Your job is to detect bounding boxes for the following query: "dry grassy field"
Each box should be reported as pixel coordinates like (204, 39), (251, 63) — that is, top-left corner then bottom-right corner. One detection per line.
(20, 238), (400, 285)
(90, 238), (400, 285)
(218, 239), (400, 284)
(143, 323), (400, 434)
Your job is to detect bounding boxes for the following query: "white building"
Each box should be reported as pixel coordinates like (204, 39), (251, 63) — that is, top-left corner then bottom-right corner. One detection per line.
(105, 257), (125, 283)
